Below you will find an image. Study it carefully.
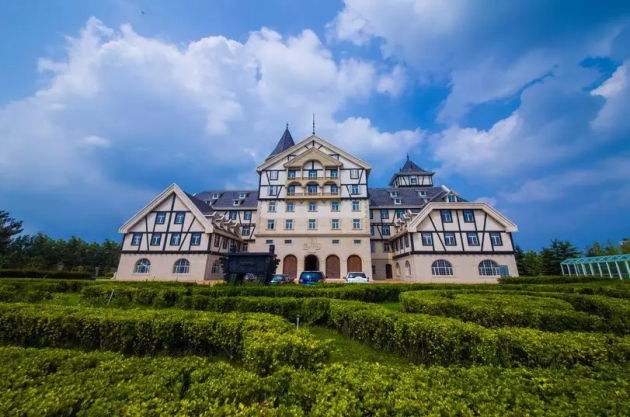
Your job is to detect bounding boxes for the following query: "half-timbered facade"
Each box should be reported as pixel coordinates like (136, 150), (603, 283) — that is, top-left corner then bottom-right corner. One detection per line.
(115, 127), (519, 281)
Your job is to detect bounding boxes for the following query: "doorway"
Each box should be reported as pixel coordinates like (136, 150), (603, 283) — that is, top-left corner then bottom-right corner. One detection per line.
(283, 255), (297, 279)
(326, 255), (340, 278)
(304, 254), (319, 271)
(385, 264), (393, 279)
(347, 255), (362, 272)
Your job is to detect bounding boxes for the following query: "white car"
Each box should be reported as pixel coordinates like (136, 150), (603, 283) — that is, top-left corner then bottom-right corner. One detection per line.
(344, 272), (370, 283)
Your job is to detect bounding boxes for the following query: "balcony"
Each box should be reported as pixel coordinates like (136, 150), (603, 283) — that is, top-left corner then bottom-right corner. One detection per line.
(285, 191), (340, 200)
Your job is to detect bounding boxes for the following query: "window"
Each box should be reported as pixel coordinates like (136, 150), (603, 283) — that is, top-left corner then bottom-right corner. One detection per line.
(441, 210), (453, 223)
(390, 191), (398, 197)
(233, 200), (240, 206)
(422, 232), (433, 246)
(350, 169), (359, 179)
(268, 201), (276, 212)
(370, 210), (373, 219)
(308, 219), (317, 229)
(309, 201), (317, 211)
(222, 239), (228, 250)
(330, 185), (339, 195)
(191, 233), (201, 246)
(244, 211), (252, 220)
(444, 232), (456, 246)
(170, 233), (181, 246)
(155, 212), (166, 224)
(239, 192), (247, 199)
(351, 184), (359, 195)
(353, 219), (361, 229)
(214, 235), (220, 247)
(267, 220), (275, 230)
(370, 226), (374, 235)
(288, 170), (296, 179)
(266, 239), (274, 244)
(382, 225), (390, 235)
(173, 259), (190, 274)
(396, 209), (404, 218)
(269, 171), (278, 180)
(396, 263), (401, 277)
(285, 219), (293, 230)
(370, 241), (375, 252)
(329, 169), (338, 178)
(372, 265), (377, 276)
(134, 259), (150, 274)
(431, 260), (453, 276)
(332, 219), (340, 230)
(419, 190), (427, 197)
(490, 232), (503, 246)
(285, 239), (292, 244)
(229, 211), (237, 220)
(405, 261), (412, 276)
(394, 198), (402, 205)
(331, 201), (339, 211)
(242, 226), (250, 236)
(287, 185), (296, 195)
(212, 193), (220, 199)
(405, 235), (410, 248)
(447, 195), (457, 202)
(463, 210), (474, 223)
(332, 239), (340, 245)
(131, 233), (142, 246)
(307, 184), (318, 194)
(354, 239), (361, 244)
(287, 202), (294, 212)
(381, 210), (389, 219)
(268, 186), (278, 196)
(411, 177), (418, 185)
(242, 244), (248, 252)
(211, 260), (220, 274)
(467, 232), (480, 246)
(479, 260), (500, 276)
(174, 212), (185, 224)
(150, 233), (161, 246)
(383, 242), (390, 252)
(352, 201), (360, 211)
(308, 170), (317, 178)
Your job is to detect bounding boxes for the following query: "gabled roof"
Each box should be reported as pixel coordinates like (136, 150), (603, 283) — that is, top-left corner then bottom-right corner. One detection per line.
(195, 190), (258, 208)
(406, 202), (518, 233)
(266, 126), (295, 160)
(283, 147), (343, 168)
(388, 156), (435, 186)
(184, 192), (215, 215)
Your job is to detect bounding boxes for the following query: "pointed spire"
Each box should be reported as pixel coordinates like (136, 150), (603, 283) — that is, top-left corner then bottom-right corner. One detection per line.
(266, 125), (295, 159)
(312, 113), (316, 135)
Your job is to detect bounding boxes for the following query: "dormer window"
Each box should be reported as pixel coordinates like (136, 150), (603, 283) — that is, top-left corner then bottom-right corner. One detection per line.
(447, 195), (457, 202)
(239, 192), (247, 199)
(394, 198), (402, 205)
(390, 191), (398, 197)
(411, 177), (418, 185)
(212, 193), (220, 199)
(233, 200), (240, 206)
(418, 190), (427, 197)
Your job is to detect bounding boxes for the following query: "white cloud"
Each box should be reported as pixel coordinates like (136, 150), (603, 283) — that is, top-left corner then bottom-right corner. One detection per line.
(377, 65), (406, 96)
(591, 62), (630, 132)
(82, 135), (111, 148)
(475, 197), (497, 207)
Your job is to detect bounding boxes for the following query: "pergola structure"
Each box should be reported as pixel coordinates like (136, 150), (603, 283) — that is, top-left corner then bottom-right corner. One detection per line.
(561, 255), (630, 279)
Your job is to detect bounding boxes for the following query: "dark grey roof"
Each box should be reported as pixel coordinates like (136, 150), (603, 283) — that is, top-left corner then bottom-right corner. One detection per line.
(388, 156), (435, 185)
(195, 190), (258, 208)
(267, 127), (295, 160)
(368, 187), (466, 208)
(184, 192), (215, 215)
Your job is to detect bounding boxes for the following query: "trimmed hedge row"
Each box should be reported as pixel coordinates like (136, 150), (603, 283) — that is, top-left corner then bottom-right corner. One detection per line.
(2, 347), (630, 416)
(499, 275), (617, 285)
(0, 279), (91, 293)
(399, 291), (607, 333)
(0, 303), (329, 373)
(0, 269), (92, 279)
(0, 286), (52, 303)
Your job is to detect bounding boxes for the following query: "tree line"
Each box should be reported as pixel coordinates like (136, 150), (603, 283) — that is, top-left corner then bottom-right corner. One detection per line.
(0, 211), (120, 275)
(515, 238), (630, 277)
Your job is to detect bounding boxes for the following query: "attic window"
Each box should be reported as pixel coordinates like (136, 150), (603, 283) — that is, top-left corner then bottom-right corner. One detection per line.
(212, 193), (220, 199)
(233, 200), (241, 206)
(418, 190), (427, 197)
(411, 177), (418, 185)
(394, 198), (402, 205)
(447, 195), (457, 202)
(390, 191), (398, 197)
(239, 192), (247, 199)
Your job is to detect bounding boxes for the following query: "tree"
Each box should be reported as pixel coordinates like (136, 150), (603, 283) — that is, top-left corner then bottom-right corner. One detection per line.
(585, 241), (606, 257)
(520, 250), (544, 276)
(621, 239), (630, 255)
(0, 211), (23, 254)
(603, 239), (620, 255)
(540, 239), (580, 276)
(514, 245), (525, 276)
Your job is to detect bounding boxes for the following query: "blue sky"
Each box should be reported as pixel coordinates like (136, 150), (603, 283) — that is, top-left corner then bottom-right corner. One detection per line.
(1, 0), (629, 251)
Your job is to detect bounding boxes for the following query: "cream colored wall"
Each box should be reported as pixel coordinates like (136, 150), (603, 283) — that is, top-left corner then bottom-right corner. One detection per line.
(116, 253), (210, 281)
(392, 253), (518, 282)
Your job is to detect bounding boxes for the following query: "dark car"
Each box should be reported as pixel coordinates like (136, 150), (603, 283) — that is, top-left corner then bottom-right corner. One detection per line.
(298, 271), (325, 286)
(270, 274), (294, 285)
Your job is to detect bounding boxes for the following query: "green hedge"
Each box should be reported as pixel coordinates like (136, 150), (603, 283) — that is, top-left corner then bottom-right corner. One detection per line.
(0, 269), (92, 279)
(499, 275), (617, 284)
(2, 347), (629, 415)
(0, 286), (52, 303)
(399, 291), (607, 333)
(0, 303), (329, 373)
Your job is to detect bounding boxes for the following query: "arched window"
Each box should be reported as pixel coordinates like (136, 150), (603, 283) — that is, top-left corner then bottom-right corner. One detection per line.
(211, 259), (221, 274)
(395, 262), (401, 277)
(405, 261), (412, 276)
(479, 260), (499, 276)
(431, 260), (453, 276)
(134, 259), (150, 274)
(173, 259), (190, 274)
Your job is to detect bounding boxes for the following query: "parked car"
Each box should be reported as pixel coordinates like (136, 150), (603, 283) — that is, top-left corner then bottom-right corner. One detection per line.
(298, 271), (325, 285)
(244, 273), (257, 282)
(270, 274), (294, 285)
(344, 272), (370, 283)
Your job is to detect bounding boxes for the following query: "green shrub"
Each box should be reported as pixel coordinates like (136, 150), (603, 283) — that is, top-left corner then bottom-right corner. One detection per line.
(2, 347), (629, 415)
(0, 303), (329, 373)
(0, 269), (92, 279)
(499, 275), (618, 284)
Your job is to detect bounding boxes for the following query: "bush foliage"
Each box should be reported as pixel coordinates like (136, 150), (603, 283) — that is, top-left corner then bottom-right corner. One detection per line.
(0, 269), (92, 279)
(499, 275), (616, 285)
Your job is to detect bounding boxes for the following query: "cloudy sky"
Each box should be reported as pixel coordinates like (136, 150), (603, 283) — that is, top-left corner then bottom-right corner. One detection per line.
(1, 0), (629, 250)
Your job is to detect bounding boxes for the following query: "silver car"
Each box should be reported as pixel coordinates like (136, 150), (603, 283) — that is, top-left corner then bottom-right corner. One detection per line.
(344, 272), (370, 283)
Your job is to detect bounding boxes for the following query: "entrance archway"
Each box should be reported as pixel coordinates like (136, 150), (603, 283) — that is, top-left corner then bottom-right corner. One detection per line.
(347, 255), (362, 272)
(385, 264), (393, 279)
(283, 255), (297, 279)
(326, 255), (340, 278)
(304, 255), (319, 271)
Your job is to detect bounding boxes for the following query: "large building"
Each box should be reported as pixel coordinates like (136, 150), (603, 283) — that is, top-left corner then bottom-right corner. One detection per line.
(116, 128), (519, 282)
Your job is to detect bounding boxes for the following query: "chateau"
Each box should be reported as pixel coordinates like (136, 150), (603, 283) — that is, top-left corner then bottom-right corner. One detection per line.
(116, 128), (519, 282)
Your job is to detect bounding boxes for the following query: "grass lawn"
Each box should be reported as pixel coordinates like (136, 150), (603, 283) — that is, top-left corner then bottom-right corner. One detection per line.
(47, 293), (82, 306)
(380, 302), (401, 311)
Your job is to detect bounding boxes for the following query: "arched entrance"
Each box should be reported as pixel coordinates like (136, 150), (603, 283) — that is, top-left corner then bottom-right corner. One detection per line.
(347, 255), (362, 272)
(283, 255), (297, 279)
(326, 255), (340, 278)
(385, 264), (393, 279)
(304, 254), (319, 271)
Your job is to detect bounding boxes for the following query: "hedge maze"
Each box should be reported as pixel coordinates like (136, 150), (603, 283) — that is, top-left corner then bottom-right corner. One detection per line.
(1, 275), (630, 414)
